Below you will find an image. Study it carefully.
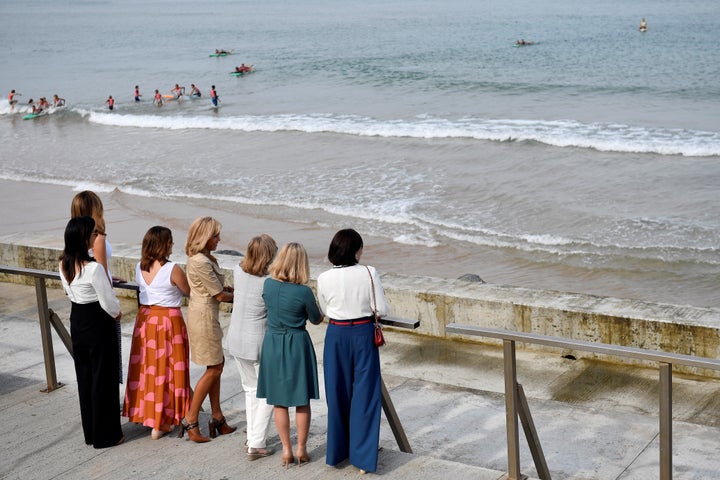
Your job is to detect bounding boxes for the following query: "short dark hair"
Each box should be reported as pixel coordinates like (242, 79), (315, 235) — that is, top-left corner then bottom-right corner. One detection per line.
(327, 228), (363, 266)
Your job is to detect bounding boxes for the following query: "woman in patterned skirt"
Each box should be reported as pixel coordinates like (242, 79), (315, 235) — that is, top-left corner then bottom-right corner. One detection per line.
(123, 226), (191, 439)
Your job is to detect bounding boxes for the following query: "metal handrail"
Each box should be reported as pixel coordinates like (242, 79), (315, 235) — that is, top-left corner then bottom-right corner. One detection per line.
(0, 265), (139, 392)
(446, 323), (720, 480)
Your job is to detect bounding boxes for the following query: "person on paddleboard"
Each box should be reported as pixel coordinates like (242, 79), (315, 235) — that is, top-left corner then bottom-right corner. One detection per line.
(190, 84), (201, 98)
(28, 98), (38, 114)
(210, 85), (218, 107)
(154, 89), (163, 107)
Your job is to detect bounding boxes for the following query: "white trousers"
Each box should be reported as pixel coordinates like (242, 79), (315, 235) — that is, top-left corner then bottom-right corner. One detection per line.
(233, 356), (274, 448)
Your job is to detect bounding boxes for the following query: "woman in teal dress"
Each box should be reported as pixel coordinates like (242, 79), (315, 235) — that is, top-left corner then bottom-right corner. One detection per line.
(257, 242), (323, 468)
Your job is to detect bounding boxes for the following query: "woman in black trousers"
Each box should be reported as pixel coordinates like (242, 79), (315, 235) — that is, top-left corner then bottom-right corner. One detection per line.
(59, 216), (124, 448)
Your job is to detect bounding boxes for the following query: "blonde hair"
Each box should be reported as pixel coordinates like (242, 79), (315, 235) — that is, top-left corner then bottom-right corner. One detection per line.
(185, 216), (221, 257)
(269, 242), (309, 284)
(242, 234), (277, 277)
(70, 191), (106, 235)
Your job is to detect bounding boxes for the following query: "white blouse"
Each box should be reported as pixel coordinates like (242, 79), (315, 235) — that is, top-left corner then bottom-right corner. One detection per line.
(317, 264), (389, 320)
(136, 261), (184, 307)
(59, 261), (121, 318)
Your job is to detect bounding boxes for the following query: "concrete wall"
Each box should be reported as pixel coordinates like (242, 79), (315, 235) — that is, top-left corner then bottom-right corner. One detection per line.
(2, 242), (719, 377)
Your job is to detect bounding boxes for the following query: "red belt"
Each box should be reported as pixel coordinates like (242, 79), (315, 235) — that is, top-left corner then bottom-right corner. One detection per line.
(329, 317), (373, 326)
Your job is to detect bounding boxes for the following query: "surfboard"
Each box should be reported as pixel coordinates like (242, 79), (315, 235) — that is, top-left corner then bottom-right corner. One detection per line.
(209, 49), (234, 57)
(230, 66), (254, 76)
(23, 113), (43, 120)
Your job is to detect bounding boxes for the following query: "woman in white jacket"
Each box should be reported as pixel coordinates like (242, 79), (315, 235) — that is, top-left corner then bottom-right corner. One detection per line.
(226, 234), (278, 460)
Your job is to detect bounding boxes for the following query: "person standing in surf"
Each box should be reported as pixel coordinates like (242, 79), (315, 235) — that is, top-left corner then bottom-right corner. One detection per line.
(106, 95), (115, 110)
(8, 90), (21, 109)
(134, 85), (141, 102)
(210, 85), (218, 107)
(153, 89), (163, 107)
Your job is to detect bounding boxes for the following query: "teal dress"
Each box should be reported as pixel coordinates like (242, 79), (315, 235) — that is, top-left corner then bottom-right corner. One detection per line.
(257, 278), (322, 407)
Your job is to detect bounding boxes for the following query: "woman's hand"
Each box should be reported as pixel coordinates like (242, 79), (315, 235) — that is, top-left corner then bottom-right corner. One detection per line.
(214, 290), (234, 303)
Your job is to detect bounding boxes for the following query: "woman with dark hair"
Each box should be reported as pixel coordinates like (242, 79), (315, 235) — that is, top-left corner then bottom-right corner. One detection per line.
(226, 234), (278, 460)
(59, 216), (124, 448)
(257, 242), (323, 468)
(71, 190), (125, 384)
(316, 229), (390, 474)
(123, 226), (191, 439)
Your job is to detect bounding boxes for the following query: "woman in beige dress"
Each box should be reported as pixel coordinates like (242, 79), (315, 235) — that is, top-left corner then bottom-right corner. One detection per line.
(180, 216), (235, 443)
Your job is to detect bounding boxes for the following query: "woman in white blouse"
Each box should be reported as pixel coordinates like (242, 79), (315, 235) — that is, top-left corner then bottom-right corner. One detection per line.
(59, 216), (124, 448)
(123, 226), (191, 440)
(316, 229), (390, 474)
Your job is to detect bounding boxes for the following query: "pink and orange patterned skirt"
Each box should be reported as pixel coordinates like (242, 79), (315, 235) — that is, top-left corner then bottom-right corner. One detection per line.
(123, 305), (191, 431)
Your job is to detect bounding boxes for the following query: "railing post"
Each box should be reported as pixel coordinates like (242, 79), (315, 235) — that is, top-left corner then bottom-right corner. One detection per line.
(517, 383), (552, 479)
(381, 376), (413, 453)
(504, 339), (522, 479)
(659, 362), (672, 480)
(34, 277), (62, 392)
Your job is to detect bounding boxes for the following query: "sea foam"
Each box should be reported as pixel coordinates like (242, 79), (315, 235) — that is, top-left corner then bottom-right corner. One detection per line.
(82, 110), (720, 157)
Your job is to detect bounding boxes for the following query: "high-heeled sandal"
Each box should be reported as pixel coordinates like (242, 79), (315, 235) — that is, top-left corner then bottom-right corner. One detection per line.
(247, 446), (275, 461)
(178, 419), (210, 443)
(208, 416), (237, 438)
(281, 452), (294, 469)
(295, 452), (310, 467)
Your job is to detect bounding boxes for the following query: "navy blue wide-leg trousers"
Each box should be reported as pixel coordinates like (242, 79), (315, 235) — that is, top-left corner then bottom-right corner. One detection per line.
(324, 322), (381, 473)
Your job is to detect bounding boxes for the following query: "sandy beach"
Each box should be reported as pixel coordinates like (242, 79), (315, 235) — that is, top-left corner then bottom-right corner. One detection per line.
(2, 177), (719, 309)
(0, 178), (474, 279)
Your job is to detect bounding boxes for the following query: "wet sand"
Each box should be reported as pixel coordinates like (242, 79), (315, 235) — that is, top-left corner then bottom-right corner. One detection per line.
(2, 178), (718, 308)
(0, 179), (465, 277)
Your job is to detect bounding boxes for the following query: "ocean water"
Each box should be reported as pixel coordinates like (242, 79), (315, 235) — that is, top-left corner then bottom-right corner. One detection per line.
(1, 0), (719, 307)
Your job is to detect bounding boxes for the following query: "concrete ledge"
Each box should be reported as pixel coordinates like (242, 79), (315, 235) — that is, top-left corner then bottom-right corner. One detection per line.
(2, 242), (719, 377)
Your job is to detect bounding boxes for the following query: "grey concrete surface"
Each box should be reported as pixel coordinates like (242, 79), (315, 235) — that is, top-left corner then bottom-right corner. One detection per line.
(2, 281), (720, 479)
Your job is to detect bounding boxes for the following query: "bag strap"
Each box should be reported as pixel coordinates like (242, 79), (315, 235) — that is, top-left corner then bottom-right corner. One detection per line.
(365, 265), (380, 326)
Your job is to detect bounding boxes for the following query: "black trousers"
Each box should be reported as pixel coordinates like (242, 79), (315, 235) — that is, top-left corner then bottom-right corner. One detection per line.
(70, 301), (123, 448)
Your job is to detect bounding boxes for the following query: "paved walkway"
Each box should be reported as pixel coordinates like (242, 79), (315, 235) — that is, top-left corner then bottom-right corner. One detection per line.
(2, 281), (720, 479)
